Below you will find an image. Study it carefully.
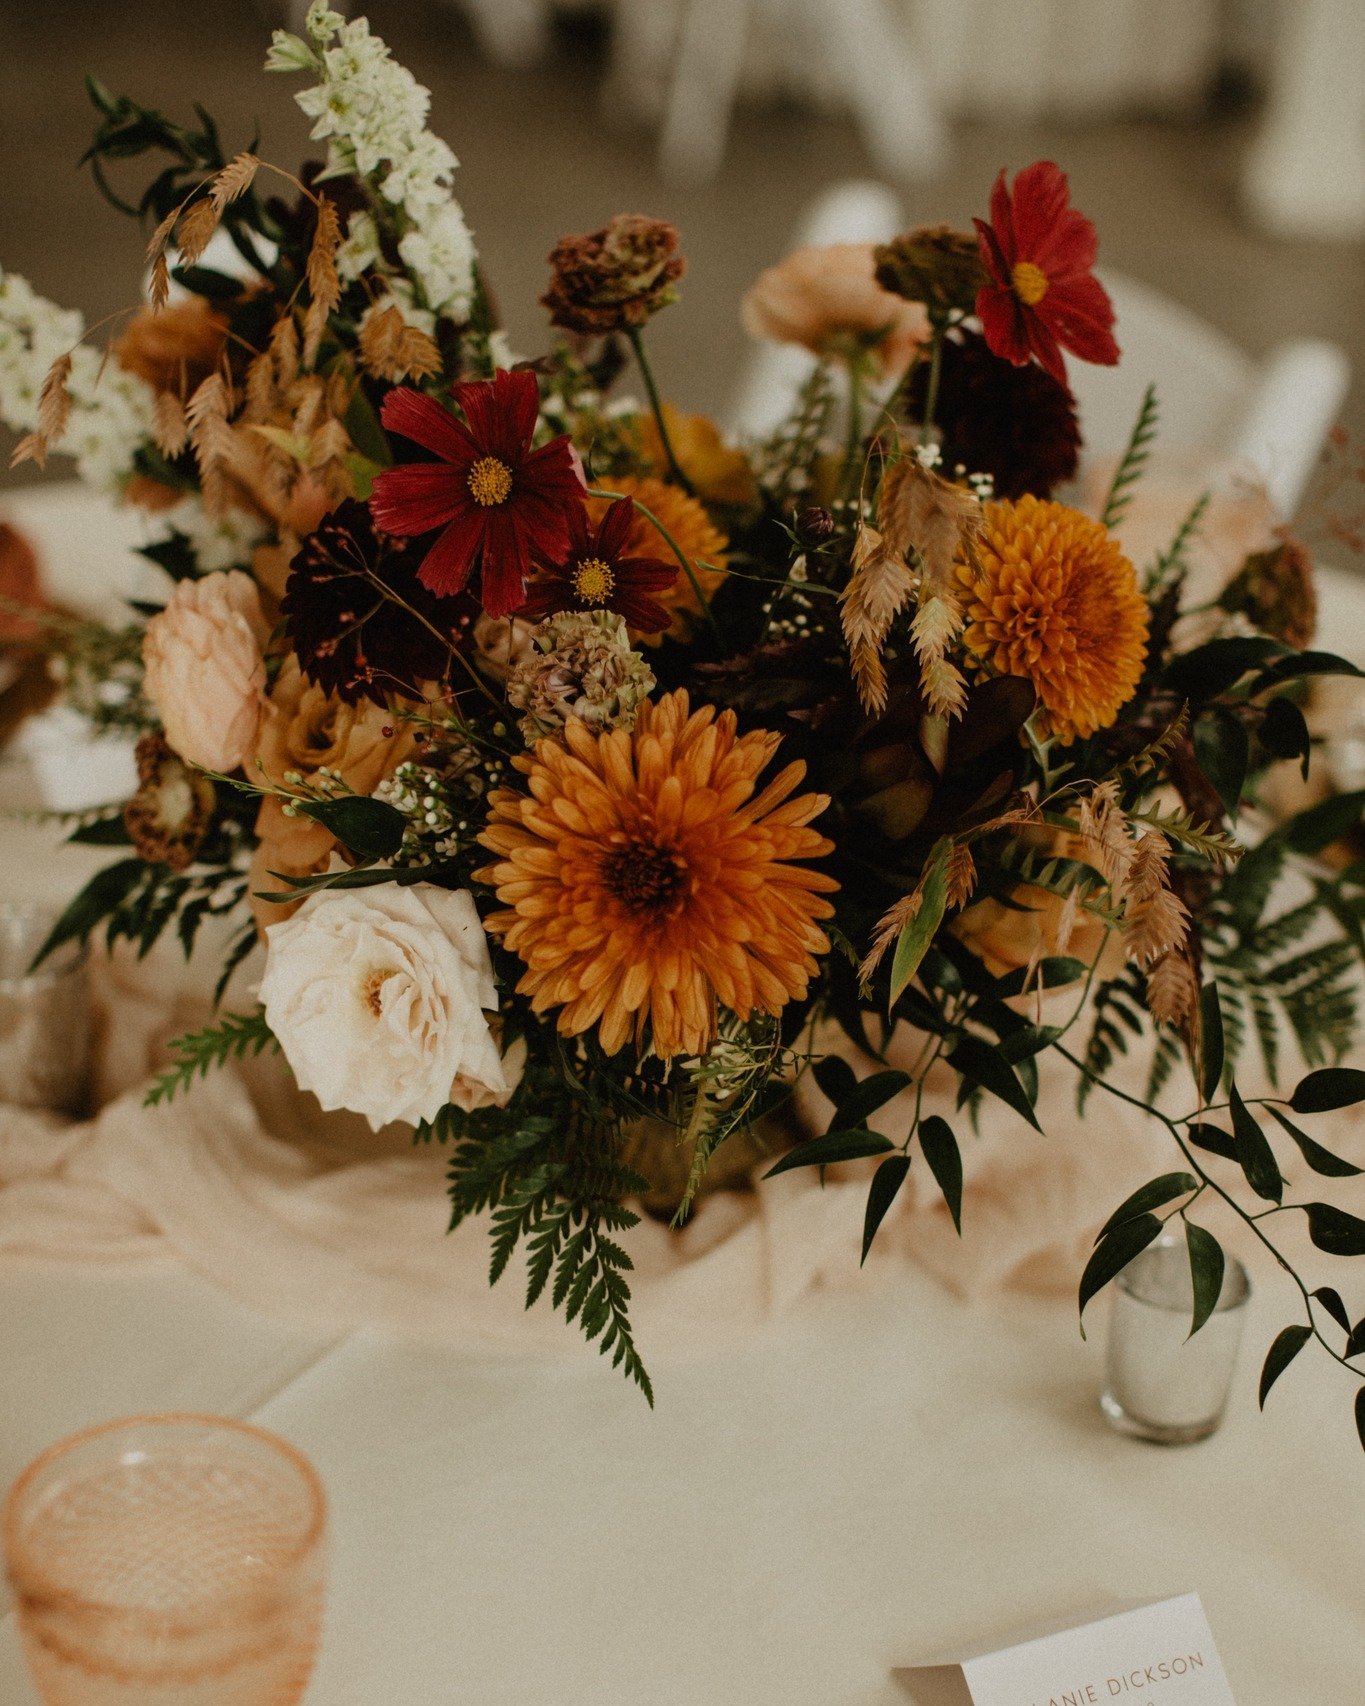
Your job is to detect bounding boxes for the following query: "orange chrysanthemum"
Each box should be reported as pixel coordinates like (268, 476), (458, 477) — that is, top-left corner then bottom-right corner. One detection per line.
(956, 495), (1147, 743)
(588, 475), (727, 640)
(477, 690), (837, 1060)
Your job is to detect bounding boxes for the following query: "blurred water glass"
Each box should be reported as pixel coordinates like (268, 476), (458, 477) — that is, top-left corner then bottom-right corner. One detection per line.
(3, 1414), (327, 1706)
(0, 903), (91, 1115)
(1101, 1233), (1251, 1444)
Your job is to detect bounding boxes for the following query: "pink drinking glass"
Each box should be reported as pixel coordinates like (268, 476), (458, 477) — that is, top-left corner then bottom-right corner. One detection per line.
(3, 1414), (327, 1706)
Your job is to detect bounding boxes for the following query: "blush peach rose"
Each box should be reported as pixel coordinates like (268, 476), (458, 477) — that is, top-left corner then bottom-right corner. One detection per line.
(248, 656), (424, 931)
(741, 242), (928, 379)
(142, 570), (269, 773)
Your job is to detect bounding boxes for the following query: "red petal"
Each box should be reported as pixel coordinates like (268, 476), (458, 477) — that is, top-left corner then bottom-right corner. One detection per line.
(617, 592), (673, 633)
(519, 435), (589, 501)
(369, 463), (462, 535)
(1008, 161), (1071, 257)
(973, 217), (1012, 289)
(517, 581), (568, 621)
(513, 489), (579, 563)
(596, 496), (637, 560)
(986, 169), (1017, 264)
(380, 389), (475, 464)
(416, 509), (486, 597)
(975, 285), (1031, 367)
(616, 555), (678, 590)
(477, 506), (531, 618)
(1023, 313), (1068, 386)
(1039, 275), (1119, 367)
(454, 368), (539, 462)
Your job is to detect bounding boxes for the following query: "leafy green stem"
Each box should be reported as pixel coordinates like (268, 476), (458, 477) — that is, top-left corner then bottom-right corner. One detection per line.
(626, 327), (694, 496)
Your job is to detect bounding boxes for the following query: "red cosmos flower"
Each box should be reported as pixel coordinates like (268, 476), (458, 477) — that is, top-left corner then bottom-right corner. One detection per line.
(368, 368), (586, 618)
(519, 497), (679, 632)
(972, 161), (1119, 387)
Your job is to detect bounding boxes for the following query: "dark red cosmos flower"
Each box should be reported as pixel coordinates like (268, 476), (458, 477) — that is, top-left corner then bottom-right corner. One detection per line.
(519, 497), (679, 632)
(368, 368), (586, 619)
(972, 161), (1119, 387)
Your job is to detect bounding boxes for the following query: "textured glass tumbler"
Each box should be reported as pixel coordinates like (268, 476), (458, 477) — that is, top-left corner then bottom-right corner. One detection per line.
(3, 1415), (327, 1706)
(0, 904), (91, 1115)
(1100, 1234), (1251, 1444)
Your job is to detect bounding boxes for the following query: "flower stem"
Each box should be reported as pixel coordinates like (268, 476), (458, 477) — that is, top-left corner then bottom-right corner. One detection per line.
(918, 321), (946, 448)
(587, 486), (724, 645)
(840, 354), (867, 501)
(626, 327), (695, 496)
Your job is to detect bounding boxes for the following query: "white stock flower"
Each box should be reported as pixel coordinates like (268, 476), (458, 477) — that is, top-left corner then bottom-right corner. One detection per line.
(398, 202), (476, 319)
(259, 884), (514, 1130)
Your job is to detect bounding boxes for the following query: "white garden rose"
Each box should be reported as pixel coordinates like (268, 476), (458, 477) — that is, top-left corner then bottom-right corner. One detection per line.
(258, 883), (513, 1130)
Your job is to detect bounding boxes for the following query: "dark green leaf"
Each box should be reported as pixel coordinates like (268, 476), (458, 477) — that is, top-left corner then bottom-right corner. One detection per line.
(1200, 982), (1224, 1100)
(1187, 1223), (1226, 1338)
(993, 957), (1087, 999)
(811, 1056), (858, 1109)
(295, 794), (407, 861)
(1163, 636), (1286, 702)
(1253, 649), (1364, 691)
(66, 816), (134, 846)
(917, 1114), (963, 1234)
(1283, 788), (1365, 856)
(889, 842), (951, 1010)
(1355, 1387), (1365, 1453)
(1229, 1083), (1282, 1202)
(1099, 1172), (1197, 1241)
(1266, 1106), (1363, 1177)
(1078, 1213), (1163, 1324)
(948, 1034), (1040, 1131)
(832, 1069), (912, 1133)
(1259, 1323), (1312, 1408)
(1289, 1066), (1365, 1114)
(1187, 1122), (1237, 1160)
(29, 858), (146, 970)
(763, 1128), (895, 1179)
(1346, 1319), (1365, 1359)
(1305, 1202), (1365, 1257)
(1193, 707), (1249, 816)
(1313, 1286), (1352, 1335)
(861, 1154), (911, 1264)
(1259, 695), (1312, 780)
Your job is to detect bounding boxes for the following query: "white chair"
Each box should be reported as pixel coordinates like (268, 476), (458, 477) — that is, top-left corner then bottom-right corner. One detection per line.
(1069, 270), (1350, 518)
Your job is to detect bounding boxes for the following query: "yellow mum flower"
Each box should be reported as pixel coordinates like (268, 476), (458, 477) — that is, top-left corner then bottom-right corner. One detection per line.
(957, 495), (1148, 743)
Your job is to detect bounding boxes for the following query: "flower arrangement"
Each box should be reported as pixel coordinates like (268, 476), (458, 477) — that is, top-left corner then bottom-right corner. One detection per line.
(8, 6), (1365, 1425)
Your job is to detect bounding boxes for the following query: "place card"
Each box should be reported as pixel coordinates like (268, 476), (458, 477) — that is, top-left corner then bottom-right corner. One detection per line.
(894, 1593), (1236, 1706)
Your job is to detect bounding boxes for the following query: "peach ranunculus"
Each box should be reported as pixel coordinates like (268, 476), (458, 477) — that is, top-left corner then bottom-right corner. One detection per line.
(741, 243), (929, 380)
(115, 298), (228, 396)
(142, 570), (269, 774)
(248, 655), (423, 931)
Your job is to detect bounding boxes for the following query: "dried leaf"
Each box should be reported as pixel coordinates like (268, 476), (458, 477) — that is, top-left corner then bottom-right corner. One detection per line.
(860, 888), (923, 985)
(840, 523), (915, 716)
(270, 315), (300, 389)
(209, 152), (260, 213)
(290, 374), (326, 440)
(150, 251), (172, 312)
(303, 195), (341, 368)
(1147, 949), (1200, 1028)
(177, 196), (221, 268)
(909, 594), (967, 719)
(145, 206), (180, 262)
(152, 390), (188, 459)
(36, 353), (72, 448)
(943, 842), (977, 910)
(1122, 833), (1189, 966)
(359, 303), (441, 382)
(9, 432), (47, 471)
(185, 371), (235, 516)
(1054, 885), (1081, 956)
(878, 455), (981, 596)
(1076, 780), (1134, 902)
(243, 350), (276, 421)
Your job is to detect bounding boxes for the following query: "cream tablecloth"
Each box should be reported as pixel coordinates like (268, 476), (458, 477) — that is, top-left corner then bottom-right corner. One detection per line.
(1, 486), (1364, 1702)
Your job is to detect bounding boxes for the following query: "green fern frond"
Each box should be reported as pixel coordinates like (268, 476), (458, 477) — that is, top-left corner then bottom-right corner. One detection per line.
(1130, 805), (1242, 865)
(1144, 488), (1210, 594)
(1102, 383), (1159, 531)
(144, 1008), (277, 1106)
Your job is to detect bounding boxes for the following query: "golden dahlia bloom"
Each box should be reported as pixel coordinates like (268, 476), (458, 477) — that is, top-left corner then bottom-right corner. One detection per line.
(587, 476), (728, 640)
(477, 690), (837, 1059)
(956, 495), (1147, 743)
(635, 405), (758, 507)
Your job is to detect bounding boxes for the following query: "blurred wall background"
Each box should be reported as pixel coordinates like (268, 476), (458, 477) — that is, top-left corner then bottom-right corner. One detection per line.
(1, 0), (1363, 475)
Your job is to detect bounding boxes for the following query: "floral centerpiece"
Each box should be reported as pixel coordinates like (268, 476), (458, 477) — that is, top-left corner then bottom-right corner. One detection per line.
(6, 6), (1365, 1425)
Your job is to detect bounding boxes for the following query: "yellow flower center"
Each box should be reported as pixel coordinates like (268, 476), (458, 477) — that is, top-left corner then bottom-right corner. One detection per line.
(571, 556), (616, 604)
(1011, 261), (1049, 306)
(467, 456), (513, 507)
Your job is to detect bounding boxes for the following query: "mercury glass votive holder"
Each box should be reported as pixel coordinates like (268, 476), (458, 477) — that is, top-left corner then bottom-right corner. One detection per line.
(1100, 1232), (1251, 1444)
(3, 1414), (328, 1706)
(0, 903), (91, 1115)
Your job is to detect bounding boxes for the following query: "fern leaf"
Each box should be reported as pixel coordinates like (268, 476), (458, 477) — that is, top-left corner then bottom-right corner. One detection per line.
(1102, 383), (1158, 531)
(144, 1008), (277, 1105)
